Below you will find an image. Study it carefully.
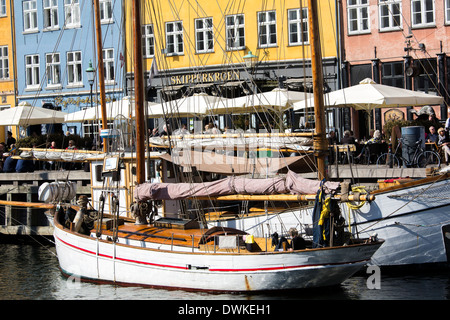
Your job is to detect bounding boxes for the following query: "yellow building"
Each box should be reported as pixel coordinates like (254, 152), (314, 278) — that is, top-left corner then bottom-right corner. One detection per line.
(0, 0), (16, 143)
(124, 0), (340, 129)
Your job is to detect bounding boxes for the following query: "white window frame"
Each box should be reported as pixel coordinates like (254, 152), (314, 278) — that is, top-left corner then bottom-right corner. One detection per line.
(195, 17), (214, 53)
(103, 48), (115, 84)
(23, 0), (38, 33)
(225, 14), (245, 51)
(411, 0), (435, 27)
(67, 51), (82, 86)
(43, 0), (59, 30)
(64, 0), (80, 28)
(45, 52), (61, 88)
(258, 10), (277, 48)
(25, 54), (40, 90)
(99, 0), (113, 24)
(142, 24), (155, 58)
(347, 0), (370, 35)
(288, 8), (309, 45)
(0, 0), (7, 17)
(379, 0), (402, 31)
(446, 0), (450, 24)
(0, 46), (9, 80)
(165, 21), (184, 56)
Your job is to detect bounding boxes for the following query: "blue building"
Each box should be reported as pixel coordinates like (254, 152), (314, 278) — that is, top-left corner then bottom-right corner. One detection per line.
(14, 0), (124, 138)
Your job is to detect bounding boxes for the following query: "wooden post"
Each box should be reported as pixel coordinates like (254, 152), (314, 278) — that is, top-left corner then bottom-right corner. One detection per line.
(308, 0), (328, 181)
(132, 0), (146, 185)
(26, 193), (32, 229)
(93, 0), (108, 152)
(6, 193), (12, 226)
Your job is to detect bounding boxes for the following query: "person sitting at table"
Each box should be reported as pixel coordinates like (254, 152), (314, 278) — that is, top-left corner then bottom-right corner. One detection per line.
(355, 129), (382, 162)
(6, 131), (16, 151)
(426, 126), (438, 143)
(328, 130), (338, 145)
(64, 140), (79, 170)
(15, 159), (35, 173)
(0, 143), (5, 172)
(437, 127), (450, 166)
(2, 152), (17, 173)
(341, 130), (356, 145)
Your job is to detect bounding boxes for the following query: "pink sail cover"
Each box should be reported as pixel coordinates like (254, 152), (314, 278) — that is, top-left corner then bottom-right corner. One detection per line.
(134, 170), (340, 201)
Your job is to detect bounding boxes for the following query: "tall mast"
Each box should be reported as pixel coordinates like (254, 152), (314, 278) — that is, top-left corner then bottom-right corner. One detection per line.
(308, 0), (328, 181)
(132, 0), (146, 184)
(93, 0), (107, 152)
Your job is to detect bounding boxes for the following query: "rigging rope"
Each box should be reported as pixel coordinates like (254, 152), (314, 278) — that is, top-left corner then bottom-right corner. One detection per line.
(345, 185), (367, 210)
(357, 174), (449, 234)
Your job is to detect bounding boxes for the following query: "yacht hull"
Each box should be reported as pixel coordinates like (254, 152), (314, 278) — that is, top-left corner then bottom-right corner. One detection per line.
(54, 224), (381, 292)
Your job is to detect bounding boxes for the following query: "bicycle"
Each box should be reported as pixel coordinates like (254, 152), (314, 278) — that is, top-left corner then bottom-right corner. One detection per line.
(376, 138), (441, 168)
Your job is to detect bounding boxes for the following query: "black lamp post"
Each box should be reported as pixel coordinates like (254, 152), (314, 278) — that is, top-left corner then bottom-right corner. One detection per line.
(86, 60), (96, 141)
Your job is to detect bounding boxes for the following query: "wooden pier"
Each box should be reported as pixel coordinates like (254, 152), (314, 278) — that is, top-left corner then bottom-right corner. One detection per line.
(0, 164), (436, 237)
(0, 170), (91, 237)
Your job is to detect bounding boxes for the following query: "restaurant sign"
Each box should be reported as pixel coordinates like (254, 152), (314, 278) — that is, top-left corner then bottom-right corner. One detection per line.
(170, 70), (240, 85)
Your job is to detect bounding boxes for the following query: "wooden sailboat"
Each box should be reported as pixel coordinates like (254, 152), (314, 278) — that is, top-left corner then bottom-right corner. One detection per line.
(49, 0), (383, 292)
(127, 1), (450, 270)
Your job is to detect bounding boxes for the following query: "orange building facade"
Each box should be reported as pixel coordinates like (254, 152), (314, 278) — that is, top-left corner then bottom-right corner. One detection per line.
(340, 0), (450, 139)
(0, 0), (15, 142)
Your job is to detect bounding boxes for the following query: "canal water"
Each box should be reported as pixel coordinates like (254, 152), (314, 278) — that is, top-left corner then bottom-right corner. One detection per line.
(0, 241), (449, 302)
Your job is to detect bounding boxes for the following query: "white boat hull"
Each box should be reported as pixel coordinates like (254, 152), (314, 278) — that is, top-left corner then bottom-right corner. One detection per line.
(344, 177), (450, 267)
(212, 176), (450, 268)
(54, 224), (380, 292)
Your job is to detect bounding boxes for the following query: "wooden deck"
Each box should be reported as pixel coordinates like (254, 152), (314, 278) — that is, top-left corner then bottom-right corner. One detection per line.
(93, 217), (270, 253)
(99, 223), (205, 248)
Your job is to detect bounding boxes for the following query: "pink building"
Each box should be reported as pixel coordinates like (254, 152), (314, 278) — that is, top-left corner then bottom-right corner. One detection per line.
(340, 0), (450, 139)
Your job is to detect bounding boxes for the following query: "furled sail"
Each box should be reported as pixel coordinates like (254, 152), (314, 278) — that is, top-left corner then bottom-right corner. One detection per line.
(135, 170), (340, 201)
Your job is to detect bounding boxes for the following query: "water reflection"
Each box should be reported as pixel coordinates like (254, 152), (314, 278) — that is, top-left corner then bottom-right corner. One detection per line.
(0, 243), (449, 300)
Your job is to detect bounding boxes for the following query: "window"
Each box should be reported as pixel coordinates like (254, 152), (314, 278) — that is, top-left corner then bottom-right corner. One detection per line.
(99, 0), (113, 23)
(382, 61), (404, 88)
(225, 14), (245, 50)
(103, 48), (114, 83)
(0, 46), (8, 79)
(411, 0), (434, 27)
(379, 0), (402, 31)
(0, 0), (6, 17)
(258, 11), (277, 47)
(142, 24), (155, 57)
(195, 18), (214, 53)
(23, 0), (38, 32)
(165, 21), (183, 55)
(226, 14), (245, 50)
(288, 8), (309, 45)
(64, 0), (80, 28)
(46, 53), (60, 87)
(446, 0), (450, 24)
(67, 51), (82, 85)
(347, 0), (370, 34)
(26, 54), (40, 89)
(43, 0), (59, 30)
(414, 58), (437, 93)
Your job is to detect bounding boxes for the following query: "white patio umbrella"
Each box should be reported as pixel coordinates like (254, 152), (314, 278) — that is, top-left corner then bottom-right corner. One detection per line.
(293, 78), (444, 111)
(64, 96), (157, 122)
(147, 93), (231, 118)
(221, 88), (312, 114)
(0, 103), (67, 126)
